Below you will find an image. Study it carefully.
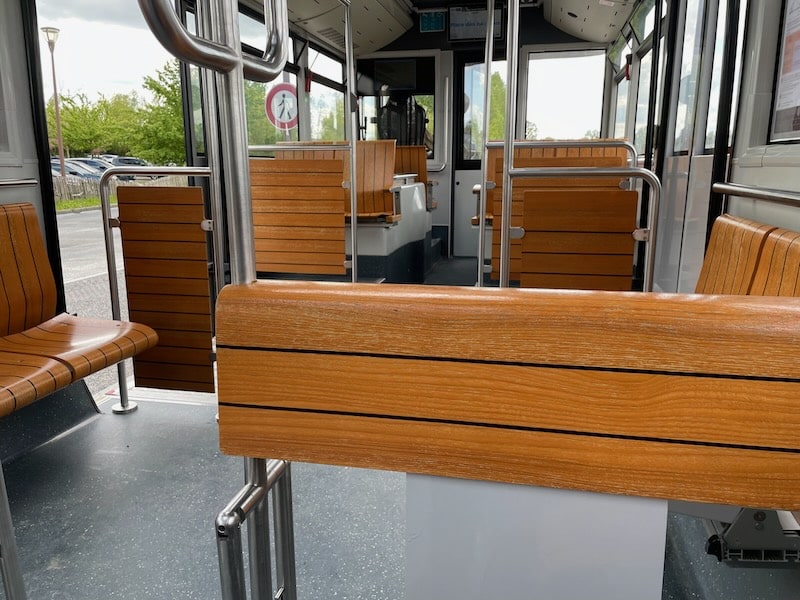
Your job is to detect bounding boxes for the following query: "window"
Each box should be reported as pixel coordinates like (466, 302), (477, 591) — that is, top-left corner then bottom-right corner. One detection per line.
(245, 75), (299, 145)
(614, 77), (629, 139)
(310, 82), (344, 141)
(673, 0), (704, 152)
(526, 50), (605, 139)
(634, 50), (653, 152)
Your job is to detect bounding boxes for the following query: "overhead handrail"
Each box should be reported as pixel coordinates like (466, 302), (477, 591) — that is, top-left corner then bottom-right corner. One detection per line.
(0, 178), (37, 187)
(99, 166), (213, 415)
(137, 0), (289, 82)
(507, 165), (661, 292)
(712, 182), (800, 209)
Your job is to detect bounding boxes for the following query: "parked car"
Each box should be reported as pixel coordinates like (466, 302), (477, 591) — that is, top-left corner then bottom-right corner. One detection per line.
(112, 156), (158, 179)
(51, 159), (100, 180)
(70, 157), (114, 173)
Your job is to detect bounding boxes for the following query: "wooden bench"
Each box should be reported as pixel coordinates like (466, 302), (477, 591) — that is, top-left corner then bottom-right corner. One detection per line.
(215, 279), (800, 510)
(116, 186), (215, 393)
(250, 158), (347, 276)
(275, 140), (400, 221)
(477, 142), (631, 283)
(0, 202), (158, 418)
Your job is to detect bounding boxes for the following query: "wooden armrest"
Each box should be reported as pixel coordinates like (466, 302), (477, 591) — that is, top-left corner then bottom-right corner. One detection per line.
(216, 281), (800, 510)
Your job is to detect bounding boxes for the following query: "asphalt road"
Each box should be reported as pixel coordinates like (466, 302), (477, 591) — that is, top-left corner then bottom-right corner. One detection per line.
(57, 208), (129, 397)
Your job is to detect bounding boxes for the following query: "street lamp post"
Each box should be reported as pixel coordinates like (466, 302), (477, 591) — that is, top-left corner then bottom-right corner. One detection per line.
(41, 26), (65, 176)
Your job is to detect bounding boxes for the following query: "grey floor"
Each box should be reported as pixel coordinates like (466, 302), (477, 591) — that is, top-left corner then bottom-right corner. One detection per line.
(4, 390), (404, 600)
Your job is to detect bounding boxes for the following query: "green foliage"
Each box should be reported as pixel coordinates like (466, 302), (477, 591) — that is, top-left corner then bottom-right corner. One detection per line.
(136, 60), (186, 165)
(317, 95), (344, 141)
(487, 72), (506, 141)
(45, 60), (185, 164)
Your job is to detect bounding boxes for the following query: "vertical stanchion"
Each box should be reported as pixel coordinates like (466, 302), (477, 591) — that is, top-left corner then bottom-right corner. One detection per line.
(0, 464), (27, 600)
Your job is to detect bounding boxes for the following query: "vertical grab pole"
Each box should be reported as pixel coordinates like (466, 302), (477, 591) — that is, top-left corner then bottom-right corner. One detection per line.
(246, 459), (273, 600)
(343, 0), (359, 283)
(499, 0), (520, 288)
(272, 462), (297, 600)
(476, 0), (497, 286)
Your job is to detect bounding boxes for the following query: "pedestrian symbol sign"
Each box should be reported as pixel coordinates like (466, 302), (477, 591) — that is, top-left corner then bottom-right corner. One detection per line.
(265, 83), (298, 130)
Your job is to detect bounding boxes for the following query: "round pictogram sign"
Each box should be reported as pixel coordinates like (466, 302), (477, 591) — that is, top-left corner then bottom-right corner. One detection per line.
(265, 83), (298, 130)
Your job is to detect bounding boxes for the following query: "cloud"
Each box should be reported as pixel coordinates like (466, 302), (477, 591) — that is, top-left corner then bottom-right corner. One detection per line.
(38, 0), (150, 30)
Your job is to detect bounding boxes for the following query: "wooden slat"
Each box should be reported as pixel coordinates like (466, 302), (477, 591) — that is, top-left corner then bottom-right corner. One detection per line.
(520, 273), (632, 290)
(525, 232), (634, 254)
(522, 189), (638, 232)
(216, 281), (800, 510)
(118, 186), (214, 392)
(521, 254), (633, 276)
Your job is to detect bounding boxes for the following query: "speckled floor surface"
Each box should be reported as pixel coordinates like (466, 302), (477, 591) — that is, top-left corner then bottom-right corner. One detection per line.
(4, 389), (404, 600)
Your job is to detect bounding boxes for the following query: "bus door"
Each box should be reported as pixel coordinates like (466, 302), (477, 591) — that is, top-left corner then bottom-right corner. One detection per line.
(656, 0), (744, 292)
(454, 55), (505, 266)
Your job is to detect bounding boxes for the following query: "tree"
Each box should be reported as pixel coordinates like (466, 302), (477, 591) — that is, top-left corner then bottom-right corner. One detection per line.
(47, 94), (103, 157)
(135, 60), (186, 165)
(487, 71), (507, 141)
(317, 95), (344, 141)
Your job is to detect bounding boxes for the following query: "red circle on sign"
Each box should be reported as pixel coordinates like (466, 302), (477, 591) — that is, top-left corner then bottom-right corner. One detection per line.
(265, 83), (299, 130)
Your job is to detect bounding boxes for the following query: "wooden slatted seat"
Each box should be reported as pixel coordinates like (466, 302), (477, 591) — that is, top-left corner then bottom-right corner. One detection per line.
(0, 202), (158, 417)
(749, 225), (800, 295)
(250, 158), (347, 276)
(0, 352), (72, 418)
(481, 142), (630, 282)
(274, 140), (399, 221)
(117, 186), (215, 393)
(215, 280), (800, 510)
(694, 214), (776, 294)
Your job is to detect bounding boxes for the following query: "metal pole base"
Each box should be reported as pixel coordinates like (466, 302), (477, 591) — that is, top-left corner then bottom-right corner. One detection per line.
(112, 401), (138, 414)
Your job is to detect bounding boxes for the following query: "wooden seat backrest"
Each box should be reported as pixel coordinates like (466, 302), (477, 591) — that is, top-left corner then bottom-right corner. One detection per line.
(216, 281), (800, 510)
(394, 146), (428, 187)
(274, 140), (397, 218)
(488, 148), (629, 281)
(117, 186), (215, 393)
(0, 203), (57, 336)
(749, 226), (800, 296)
(250, 158), (346, 276)
(520, 187), (638, 290)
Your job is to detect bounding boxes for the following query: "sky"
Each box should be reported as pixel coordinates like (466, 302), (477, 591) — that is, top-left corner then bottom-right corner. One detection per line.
(37, 0), (174, 102)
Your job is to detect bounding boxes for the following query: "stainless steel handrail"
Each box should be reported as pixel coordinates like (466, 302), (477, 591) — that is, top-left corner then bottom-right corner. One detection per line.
(712, 182), (800, 209)
(507, 166), (661, 292)
(99, 166), (213, 415)
(0, 178), (37, 187)
(138, 0), (289, 82)
(343, 1), (359, 283)
(500, 0), (522, 288)
(475, 0), (496, 287)
(428, 76), (450, 173)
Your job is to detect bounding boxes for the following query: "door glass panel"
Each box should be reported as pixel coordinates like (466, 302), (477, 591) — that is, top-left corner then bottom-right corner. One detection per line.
(634, 50), (653, 152)
(463, 60), (506, 159)
(673, 0), (704, 153)
(614, 78), (629, 139)
(526, 51), (605, 139)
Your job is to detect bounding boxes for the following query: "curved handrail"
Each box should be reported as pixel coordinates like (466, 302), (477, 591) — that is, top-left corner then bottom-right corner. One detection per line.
(138, 0), (238, 72)
(138, 0), (289, 82)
